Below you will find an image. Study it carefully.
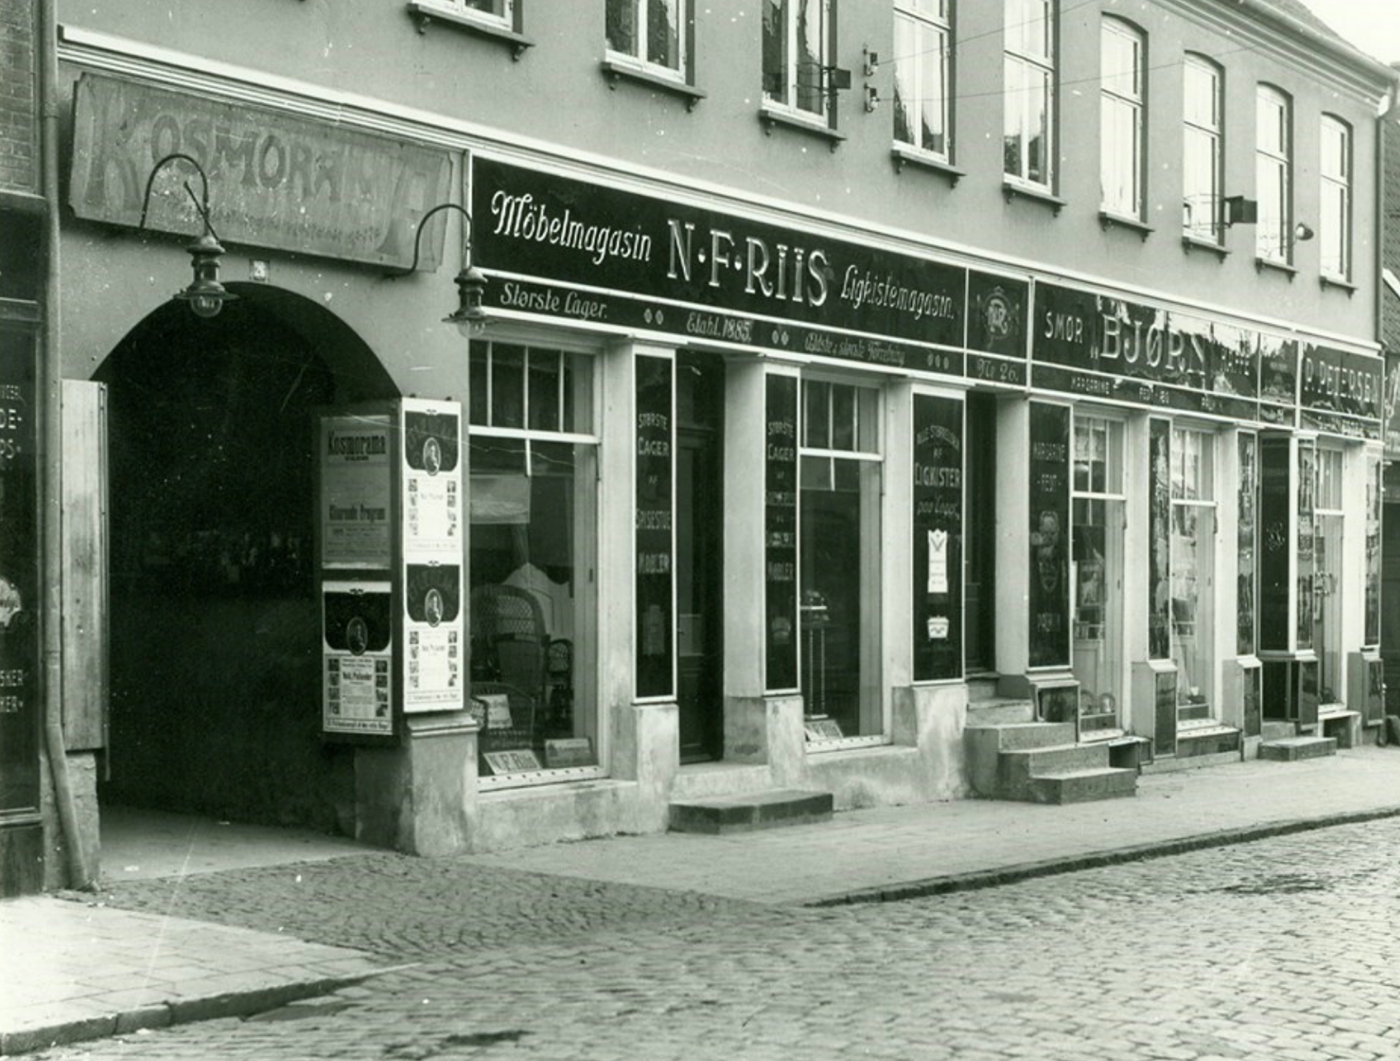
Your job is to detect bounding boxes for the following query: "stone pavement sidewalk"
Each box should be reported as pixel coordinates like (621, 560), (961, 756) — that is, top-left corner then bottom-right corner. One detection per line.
(4, 745), (1400, 1055)
(0, 898), (391, 1056)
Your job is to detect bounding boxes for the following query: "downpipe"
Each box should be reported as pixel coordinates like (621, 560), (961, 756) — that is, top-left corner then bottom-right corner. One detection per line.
(39, 0), (93, 890)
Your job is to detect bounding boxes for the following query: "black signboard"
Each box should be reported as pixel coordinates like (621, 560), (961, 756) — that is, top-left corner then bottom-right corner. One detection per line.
(1258, 334), (1297, 419)
(1296, 440), (1315, 650)
(1385, 353), (1400, 459)
(1237, 433), (1257, 657)
(1148, 419), (1171, 660)
(472, 157), (970, 372)
(1300, 344), (1383, 421)
(967, 273), (1028, 358)
(765, 375), (799, 691)
(1258, 435), (1291, 652)
(912, 394), (962, 682)
(1028, 402), (1070, 668)
(1366, 455), (1381, 646)
(635, 355), (674, 698)
(0, 325), (39, 817)
(1153, 668), (1177, 757)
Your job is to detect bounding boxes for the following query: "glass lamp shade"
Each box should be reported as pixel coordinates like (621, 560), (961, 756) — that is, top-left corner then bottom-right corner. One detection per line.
(175, 232), (239, 319)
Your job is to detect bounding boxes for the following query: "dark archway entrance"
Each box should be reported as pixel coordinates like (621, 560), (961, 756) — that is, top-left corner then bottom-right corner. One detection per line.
(95, 286), (397, 834)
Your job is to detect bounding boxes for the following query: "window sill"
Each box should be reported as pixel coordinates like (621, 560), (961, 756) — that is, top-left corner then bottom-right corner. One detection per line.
(406, 2), (533, 58)
(1181, 234), (1229, 259)
(759, 101), (844, 149)
(890, 144), (963, 184)
(1254, 256), (1298, 278)
(600, 58), (705, 109)
(1321, 273), (1357, 295)
(1099, 210), (1152, 240)
(1002, 180), (1065, 214)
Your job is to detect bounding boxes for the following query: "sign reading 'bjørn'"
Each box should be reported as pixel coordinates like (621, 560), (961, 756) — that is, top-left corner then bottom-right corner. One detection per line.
(69, 74), (453, 272)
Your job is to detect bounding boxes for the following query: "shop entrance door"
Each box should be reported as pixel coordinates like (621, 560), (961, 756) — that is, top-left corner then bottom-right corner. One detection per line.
(676, 354), (724, 762)
(964, 393), (996, 674)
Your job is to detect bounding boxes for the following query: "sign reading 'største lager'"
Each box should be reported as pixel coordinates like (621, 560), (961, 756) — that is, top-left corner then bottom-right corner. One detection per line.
(69, 74), (453, 272)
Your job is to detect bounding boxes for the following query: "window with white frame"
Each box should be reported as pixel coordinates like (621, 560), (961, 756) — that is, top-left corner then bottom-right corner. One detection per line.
(1256, 85), (1292, 263)
(1313, 446), (1345, 703)
(1320, 115), (1352, 280)
(763, 0), (834, 122)
(894, 0), (951, 160)
(1182, 55), (1223, 243)
(468, 343), (600, 787)
(1170, 427), (1216, 722)
(417, 0), (515, 30)
(606, 0), (689, 81)
(1004, 0), (1055, 189)
(1071, 415), (1125, 735)
(1100, 17), (1143, 218)
(799, 379), (883, 745)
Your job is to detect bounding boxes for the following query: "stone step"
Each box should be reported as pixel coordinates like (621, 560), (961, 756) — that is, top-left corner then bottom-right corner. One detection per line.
(668, 789), (834, 835)
(1260, 720), (1298, 741)
(1259, 736), (1337, 762)
(999, 743), (1112, 798)
(965, 697), (1035, 726)
(974, 721), (1077, 751)
(1140, 749), (1240, 775)
(1027, 767), (1137, 805)
(965, 677), (1002, 703)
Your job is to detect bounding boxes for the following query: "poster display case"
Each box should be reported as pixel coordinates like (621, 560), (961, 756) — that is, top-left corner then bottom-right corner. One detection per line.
(317, 400), (467, 741)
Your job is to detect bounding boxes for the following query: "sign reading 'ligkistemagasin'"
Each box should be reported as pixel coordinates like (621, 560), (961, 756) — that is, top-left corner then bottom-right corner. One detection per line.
(471, 156), (974, 370)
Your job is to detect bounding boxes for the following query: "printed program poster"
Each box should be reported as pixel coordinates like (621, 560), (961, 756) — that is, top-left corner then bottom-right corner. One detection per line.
(320, 414), (391, 569)
(322, 581), (393, 736)
(401, 399), (465, 714)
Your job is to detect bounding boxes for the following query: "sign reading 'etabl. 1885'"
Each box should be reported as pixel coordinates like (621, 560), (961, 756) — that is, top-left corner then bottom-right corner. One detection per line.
(69, 74), (453, 272)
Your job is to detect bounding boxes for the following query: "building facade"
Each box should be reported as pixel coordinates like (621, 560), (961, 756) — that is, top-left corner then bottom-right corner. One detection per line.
(9, 0), (1396, 890)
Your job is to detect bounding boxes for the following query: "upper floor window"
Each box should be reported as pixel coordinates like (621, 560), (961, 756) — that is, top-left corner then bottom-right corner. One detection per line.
(1100, 17), (1144, 218)
(1004, 0), (1055, 189)
(606, 0), (689, 81)
(894, 0), (951, 160)
(1320, 115), (1352, 280)
(763, 0), (834, 123)
(1182, 55), (1223, 243)
(1256, 85), (1292, 264)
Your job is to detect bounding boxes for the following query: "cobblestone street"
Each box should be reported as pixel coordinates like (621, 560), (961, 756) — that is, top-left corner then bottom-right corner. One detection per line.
(32, 816), (1400, 1061)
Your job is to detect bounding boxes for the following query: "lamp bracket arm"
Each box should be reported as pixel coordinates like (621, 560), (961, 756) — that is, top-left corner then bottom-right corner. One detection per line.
(139, 152), (213, 235)
(384, 201), (474, 278)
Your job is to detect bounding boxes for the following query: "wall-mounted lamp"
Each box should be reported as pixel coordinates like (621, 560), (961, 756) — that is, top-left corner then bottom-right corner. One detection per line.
(138, 153), (239, 319)
(1292, 222), (1315, 244)
(383, 202), (488, 337)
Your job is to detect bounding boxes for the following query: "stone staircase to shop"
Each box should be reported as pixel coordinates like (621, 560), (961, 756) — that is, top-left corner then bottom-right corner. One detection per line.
(965, 691), (1138, 804)
(1258, 720), (1337, 762)
(668, 789), (835, 835)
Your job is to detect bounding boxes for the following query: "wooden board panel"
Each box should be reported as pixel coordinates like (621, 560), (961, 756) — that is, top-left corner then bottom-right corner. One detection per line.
(61, 380), (108, 752)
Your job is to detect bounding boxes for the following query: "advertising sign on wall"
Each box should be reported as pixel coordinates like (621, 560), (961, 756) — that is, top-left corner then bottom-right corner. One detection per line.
(912, 394), (963, 682)
(1028, 402), (1070, 669)
(70, 74), (453, 272)
(322, 580), (392, 736)
(320, 415), (392, 569)
(635, 355), (674, 699)
(765, 375), (799, 691)
(401, 400), (465, 713)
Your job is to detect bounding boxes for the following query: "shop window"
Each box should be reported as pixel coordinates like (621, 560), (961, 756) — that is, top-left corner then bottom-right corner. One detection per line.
(799, 379), (882, 745)
(1003, 0), (1055, 190)
(1320, 115), (1352, 281)
(1313, 447), (1344, 703)
(1170, 428), (1215, 721)
(606, 0), (691, 83)
(1255, 84), (1292, 264)
(1071, 415), (1124, 735)
(894, 0), (951, 161)
(469, 343), (599, 786)
(1099, 17), (1144, 220)
(763, 0), (835, 124)
(1182, 55), (1223, 243)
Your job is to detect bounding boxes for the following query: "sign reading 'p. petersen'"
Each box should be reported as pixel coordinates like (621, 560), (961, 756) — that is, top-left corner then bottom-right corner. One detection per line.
(70, 74), (453, 271)
(471, 156), (1022, 375)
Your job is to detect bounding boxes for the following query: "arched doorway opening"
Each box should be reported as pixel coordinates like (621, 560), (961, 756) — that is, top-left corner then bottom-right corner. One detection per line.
(94, 285), (397, 835)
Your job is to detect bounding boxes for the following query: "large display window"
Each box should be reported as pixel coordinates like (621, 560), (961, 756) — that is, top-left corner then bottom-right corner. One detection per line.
(1171, 427), (1216, 722)
(468, 343), (599, 785)
(799, 379), (883, 745)
(1071, 414), (1124, 734)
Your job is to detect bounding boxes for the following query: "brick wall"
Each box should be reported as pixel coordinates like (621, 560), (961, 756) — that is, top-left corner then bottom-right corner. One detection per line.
(0, 0), (39, 195)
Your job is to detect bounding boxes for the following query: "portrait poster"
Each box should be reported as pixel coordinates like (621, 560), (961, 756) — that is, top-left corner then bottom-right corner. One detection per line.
(322, 580), (393, 737)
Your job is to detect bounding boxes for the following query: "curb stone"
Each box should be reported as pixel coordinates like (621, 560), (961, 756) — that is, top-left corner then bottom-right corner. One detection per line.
(806, 805), (1400, 907)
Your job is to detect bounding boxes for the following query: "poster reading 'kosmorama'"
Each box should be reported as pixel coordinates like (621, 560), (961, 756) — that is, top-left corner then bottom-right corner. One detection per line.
(401, 399), (465, 713)
(320, 415), (391, 569)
